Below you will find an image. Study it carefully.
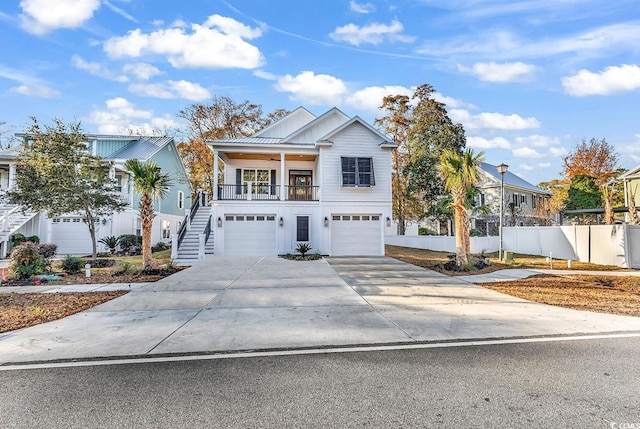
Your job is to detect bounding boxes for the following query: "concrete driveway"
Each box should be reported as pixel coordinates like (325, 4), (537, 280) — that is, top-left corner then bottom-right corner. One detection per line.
(2, 256), (640, 365)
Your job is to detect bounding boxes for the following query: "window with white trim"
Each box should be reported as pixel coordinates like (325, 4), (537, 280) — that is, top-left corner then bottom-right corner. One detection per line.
(243, 169), (270, 194)
(161, 220), (171, 239)
(178, 191), (184, 210)
(341, 157), (375, 187)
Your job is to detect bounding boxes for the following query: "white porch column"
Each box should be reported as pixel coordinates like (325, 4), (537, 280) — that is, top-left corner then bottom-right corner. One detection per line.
(280, 152), (286, 201)
(8, 163), (16, 190)
(213, 149), (219, 201)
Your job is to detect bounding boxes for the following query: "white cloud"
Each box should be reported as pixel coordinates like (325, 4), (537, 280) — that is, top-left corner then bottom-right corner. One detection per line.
(515, 134), (560, 148)
(549, 146), (567, 157)
(345, 85), (413, 113)
(19, 0), (100, 35)
(350, 0), (376, 13)
(122, 63), (162, 80)
(562, 64), (640, 96)
(71, 55), (128, 82)
(432, 92), (476, 109)
(329, 19), (415, 46)
(253, 70), (278, 80)
(458, 61), (537, 82)
(512, 147), (544, 158)
(10, 84), (59, 98)
(0, 64), (59, 98)
(103, 15), (264, 69)
(417, 22), (640, 60)
(466, 136), (511, 149)
(275, 71), (347, 105)
(450, 109), (540, 130)
(129, 80), (210, 101)
(85, 97), (181, 134)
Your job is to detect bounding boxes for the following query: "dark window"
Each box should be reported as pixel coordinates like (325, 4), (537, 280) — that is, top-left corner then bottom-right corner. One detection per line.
(341, 157), (375, 187)
(296, 216), (309, 242)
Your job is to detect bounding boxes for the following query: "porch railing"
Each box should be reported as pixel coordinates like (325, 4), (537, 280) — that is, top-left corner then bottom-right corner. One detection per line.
(217, 184), (319, 201)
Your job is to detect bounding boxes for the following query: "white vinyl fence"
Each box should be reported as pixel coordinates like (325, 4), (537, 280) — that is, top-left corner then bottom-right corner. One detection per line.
(386, 224), (640, 268)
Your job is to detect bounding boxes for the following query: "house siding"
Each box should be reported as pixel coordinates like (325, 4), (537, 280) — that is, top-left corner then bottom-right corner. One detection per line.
(129, 143), (192, 217)
(320, 123), (392, 203)
(96, 139), (130, 157)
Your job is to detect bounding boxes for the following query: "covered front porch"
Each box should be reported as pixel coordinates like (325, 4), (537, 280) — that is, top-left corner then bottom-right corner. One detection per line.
(212, 149), (321, 202)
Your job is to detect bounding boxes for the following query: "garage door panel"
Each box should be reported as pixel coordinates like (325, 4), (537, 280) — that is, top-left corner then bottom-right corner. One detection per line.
(331, 214), (381, 256)
(51, 217), (93, 255)
(224, 215), (277, 256)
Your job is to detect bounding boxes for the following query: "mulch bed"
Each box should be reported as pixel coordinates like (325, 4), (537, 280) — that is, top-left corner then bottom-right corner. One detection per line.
(480, 274), (640, 317)
(0, 291), (127, 333)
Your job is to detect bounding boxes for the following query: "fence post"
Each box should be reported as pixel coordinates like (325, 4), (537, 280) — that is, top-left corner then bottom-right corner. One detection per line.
(198, 234), (205, 260)
(171, 233), (178, 260)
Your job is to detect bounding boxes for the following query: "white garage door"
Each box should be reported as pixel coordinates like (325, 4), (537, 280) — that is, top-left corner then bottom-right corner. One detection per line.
(224, 214), (277, 256)
(50, 217), (92, 255)
(331, 214), (382, 256)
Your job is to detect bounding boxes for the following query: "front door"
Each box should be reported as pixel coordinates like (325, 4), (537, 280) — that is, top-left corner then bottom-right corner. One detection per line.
(289, 170), (312, 201)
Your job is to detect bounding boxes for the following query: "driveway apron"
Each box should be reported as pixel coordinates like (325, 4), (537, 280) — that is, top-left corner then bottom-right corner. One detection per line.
(2, 256), (640, 364)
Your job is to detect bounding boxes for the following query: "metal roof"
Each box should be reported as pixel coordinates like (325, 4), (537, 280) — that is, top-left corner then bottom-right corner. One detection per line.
(105, 136), (173, 160)
(480, 162), (551, 195)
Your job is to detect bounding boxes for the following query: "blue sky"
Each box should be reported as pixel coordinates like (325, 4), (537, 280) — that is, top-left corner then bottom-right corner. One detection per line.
(1, 0), (639, 185)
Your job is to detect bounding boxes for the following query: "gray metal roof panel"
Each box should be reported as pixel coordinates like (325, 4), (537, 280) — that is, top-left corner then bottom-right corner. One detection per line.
(481, 162), (551, 195)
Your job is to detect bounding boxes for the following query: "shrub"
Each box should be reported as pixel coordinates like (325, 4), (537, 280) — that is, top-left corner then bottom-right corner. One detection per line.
(26, 235), (40, 244)
(296, 243), (312, 257)
(116, 261), (142, 275)
(470, 228), (484, 237)
(10, 233), (26, 248)
(9, 242), (45, 279)
(98, 236), (120, 254)
(61, 255), (84, 274)
(118, 234), (142, 255)
(37, 243), (57, 260)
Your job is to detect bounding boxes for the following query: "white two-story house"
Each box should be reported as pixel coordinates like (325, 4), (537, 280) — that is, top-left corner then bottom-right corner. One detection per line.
(207, 107), (395, 256)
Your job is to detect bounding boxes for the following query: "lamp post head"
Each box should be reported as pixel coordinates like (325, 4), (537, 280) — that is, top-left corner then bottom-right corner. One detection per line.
(497, 163), (509, 175)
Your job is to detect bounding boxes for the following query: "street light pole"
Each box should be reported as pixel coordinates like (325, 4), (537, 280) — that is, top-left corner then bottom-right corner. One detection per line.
(497, 163), (509, 261)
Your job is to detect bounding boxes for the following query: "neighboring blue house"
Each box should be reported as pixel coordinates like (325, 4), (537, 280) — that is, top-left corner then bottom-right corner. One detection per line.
(0, 135), (192, 256)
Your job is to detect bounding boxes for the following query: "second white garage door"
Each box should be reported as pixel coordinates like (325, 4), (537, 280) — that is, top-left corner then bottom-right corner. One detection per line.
(224, 214), (277, 256)
(51, 217), (93, 255)
(331, 214), (382, 256)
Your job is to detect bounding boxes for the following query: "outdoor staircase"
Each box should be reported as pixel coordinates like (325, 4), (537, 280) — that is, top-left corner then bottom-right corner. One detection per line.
(172, 191), (214, 266)
(0, 202), (37, 258)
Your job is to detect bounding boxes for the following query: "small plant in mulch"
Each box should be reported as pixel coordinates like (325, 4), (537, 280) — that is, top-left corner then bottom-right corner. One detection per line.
(282, 253), (323, 261)
(441, 253), (490, 272)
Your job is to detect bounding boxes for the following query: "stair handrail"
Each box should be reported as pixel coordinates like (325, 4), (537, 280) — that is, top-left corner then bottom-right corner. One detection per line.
(204, 215), (212, 244)
(0, 205), (22, 232)
(177, 190), (204, 249)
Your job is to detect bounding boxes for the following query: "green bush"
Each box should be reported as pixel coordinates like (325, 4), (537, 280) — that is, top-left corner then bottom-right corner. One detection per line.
(9, 242), (45, 279)
(26, 235), (40, 244)
(118, 234), (142, 254)
(61, 255), (84, 274)
(10, 233), (26, 248)
(470, 228), (484, 237)
(418, 227), (429, 236)
(155, 241), (169, 250)
(98, 236), (120, 254)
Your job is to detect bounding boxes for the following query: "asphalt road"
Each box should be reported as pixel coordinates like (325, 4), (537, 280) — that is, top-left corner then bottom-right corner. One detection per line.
(1, 336), (639, 428)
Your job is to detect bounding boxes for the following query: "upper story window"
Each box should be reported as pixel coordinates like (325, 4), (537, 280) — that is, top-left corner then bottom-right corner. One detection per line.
(341, 157), (375, 187)
(243, 169), (271, 194)
(177, 191), (184, 210)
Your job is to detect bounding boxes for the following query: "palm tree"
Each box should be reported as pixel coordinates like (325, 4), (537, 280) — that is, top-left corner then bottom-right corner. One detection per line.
(438, 148), (485, 266)
(125, 159), (172, 270)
